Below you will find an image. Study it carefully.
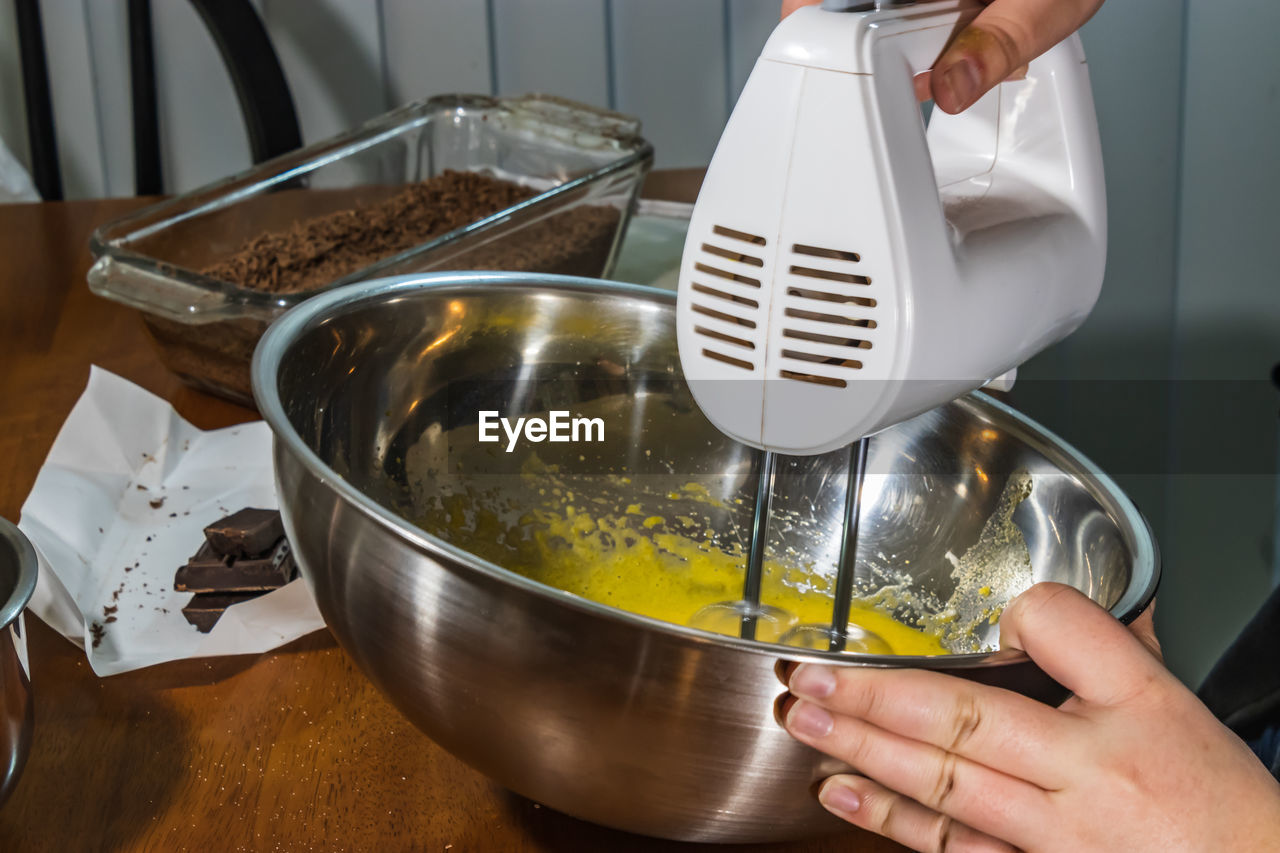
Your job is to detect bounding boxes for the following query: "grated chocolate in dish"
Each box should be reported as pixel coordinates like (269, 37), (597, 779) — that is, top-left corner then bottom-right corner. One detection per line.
(155, 169), (620, 405)
(202, 170), (538, 294)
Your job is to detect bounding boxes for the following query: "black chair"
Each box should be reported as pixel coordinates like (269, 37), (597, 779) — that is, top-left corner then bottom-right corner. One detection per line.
(14, 0), (302, 199)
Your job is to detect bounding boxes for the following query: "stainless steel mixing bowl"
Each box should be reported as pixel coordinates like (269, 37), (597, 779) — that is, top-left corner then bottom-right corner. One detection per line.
(0, 518), (37, 807)
(253, 273), (1159, 843)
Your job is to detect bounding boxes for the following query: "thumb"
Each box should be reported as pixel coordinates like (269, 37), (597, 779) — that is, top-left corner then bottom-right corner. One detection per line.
(931, 0), (1105, 113)
(1126, 599), (1162, 662)
(999, 582), (1169, 706)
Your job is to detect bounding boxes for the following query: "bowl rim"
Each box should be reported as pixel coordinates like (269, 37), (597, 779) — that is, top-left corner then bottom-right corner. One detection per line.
(251, 272), (1161, 670)
(0, 518), (39, 631)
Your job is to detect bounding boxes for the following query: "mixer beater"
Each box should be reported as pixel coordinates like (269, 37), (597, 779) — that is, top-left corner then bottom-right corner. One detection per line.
(691, 439), (889, 652)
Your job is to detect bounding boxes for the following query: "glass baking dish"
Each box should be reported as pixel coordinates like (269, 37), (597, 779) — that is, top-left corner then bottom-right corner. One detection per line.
(88, 94), (654, 406)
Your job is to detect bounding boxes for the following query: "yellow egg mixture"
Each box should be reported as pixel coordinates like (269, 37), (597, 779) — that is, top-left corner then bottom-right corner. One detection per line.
(419, 484), (948, 656)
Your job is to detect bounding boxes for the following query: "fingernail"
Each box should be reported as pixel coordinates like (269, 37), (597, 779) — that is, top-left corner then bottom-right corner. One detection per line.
(773, 692), (794, 728)
(787, 700), (834, 739)
(775, 659), (796, 686)
(939, 58), (981, 110)
(818, 779), (862, 816)
(789, 664), (836, 699)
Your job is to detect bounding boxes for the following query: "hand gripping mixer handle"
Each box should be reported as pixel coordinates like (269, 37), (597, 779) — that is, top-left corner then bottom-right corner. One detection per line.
(866, 9), (1108, 424)
(676, 0), (1106, 455)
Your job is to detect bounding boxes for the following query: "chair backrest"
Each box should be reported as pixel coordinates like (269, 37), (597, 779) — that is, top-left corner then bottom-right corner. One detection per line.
(14, 0), (303, 200)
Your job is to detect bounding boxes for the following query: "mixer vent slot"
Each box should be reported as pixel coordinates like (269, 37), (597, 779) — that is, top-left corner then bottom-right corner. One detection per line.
(780, 370), (847, 388)
(692, 282), (759, 309)
(704, 349), (754, 371)
(783, 328), (873, 348)
(702, 243), (764, 267)
(787, 287), (875, 308)
(696, 262), (760, 288)
(794, 244), (859, 262)
(784, 307), (873, 328)
(714, 225), (767, 246)
(782, 350), (863, 370)
(695, 325), (754, 350)
(790, 265), (871, 286)
(692, 302), (756, 328)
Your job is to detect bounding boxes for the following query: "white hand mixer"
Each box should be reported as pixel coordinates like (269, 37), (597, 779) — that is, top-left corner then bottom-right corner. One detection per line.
(679, 0), (1106, 649)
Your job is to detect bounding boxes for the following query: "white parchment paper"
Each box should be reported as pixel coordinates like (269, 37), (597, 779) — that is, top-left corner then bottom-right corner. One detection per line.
(19, 367), (326, 675)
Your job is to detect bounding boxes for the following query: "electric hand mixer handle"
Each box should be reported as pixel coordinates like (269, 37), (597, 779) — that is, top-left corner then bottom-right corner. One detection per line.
(873, 12), (1108, 396)
(677, 0), (1106, 454)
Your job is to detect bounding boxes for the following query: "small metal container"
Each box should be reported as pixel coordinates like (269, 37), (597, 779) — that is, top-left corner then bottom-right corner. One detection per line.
(0, 519), (37, 806)
(88, 95), (653, 406)
(254, 274), (1159, 843)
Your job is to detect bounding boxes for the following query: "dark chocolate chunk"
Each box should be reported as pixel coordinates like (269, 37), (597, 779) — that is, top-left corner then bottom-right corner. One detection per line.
(174, 540), (231, 591)
(181, 591), (260, 633)
(203, 508), (283, 558)
(176, 538), (292, 594)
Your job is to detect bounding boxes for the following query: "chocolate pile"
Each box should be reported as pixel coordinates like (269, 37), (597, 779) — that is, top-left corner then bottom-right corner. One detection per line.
(177, 508), (296, 632)
(203, 170), (540, 294)
(148, 169), (622, 406)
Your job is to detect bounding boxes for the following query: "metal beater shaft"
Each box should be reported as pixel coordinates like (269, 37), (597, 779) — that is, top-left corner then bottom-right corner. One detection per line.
(740, 449), (779, 640)
(829, 437), (870, 652)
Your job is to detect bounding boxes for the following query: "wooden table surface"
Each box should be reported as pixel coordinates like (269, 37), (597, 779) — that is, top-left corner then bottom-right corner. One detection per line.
(0, 192), (902, 852)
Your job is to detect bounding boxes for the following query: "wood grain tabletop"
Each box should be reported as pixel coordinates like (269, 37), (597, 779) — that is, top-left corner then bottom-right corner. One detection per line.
(0, 189), (902, 852)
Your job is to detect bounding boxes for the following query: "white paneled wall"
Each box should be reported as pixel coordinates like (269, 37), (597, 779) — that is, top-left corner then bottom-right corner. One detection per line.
(257, 0), (387, 145)
(491, 0), (609, 106)
(7, 0), (792, 199)
(82, 2), (131, 195)
(36, 0), (112, 197)
(0, 1), (29, 173)
(382, 0), (492, 103)
(609, 1), (727, 168)
(151, 0), (253, 194)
